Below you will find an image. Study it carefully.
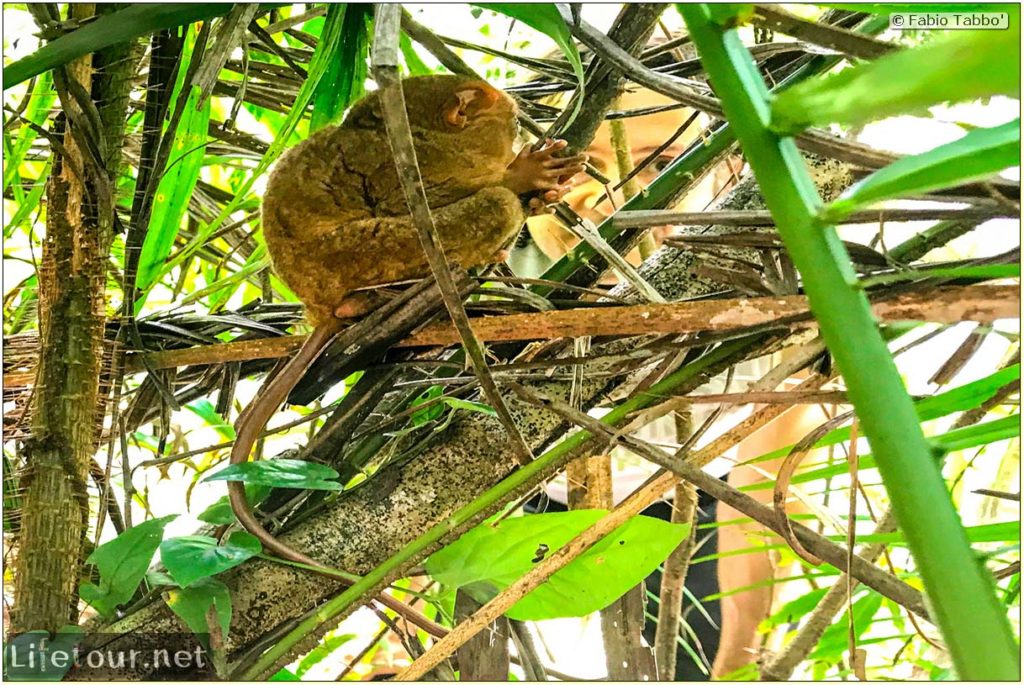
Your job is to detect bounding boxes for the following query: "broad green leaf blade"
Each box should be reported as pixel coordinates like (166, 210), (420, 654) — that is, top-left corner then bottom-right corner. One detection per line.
(202, 458), (343, 491)
(198, 484), (272, 525)
(425, 511), (690, 620)
(770, 18), (1021, 134)
(79, 515), (177, 617)
(165, 577), (232, 644)
(160, 532), (262, 588)
(135, 85), (211, 301)
(311, 4), (371, 131)
(475, 3), (585, 124)
(3, 4), (239, 90)
(825, 120), (1021, 221)
(443, 397), (497, 416)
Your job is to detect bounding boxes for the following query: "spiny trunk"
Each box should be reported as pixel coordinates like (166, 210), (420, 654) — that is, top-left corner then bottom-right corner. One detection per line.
(11, 3), (135, 634)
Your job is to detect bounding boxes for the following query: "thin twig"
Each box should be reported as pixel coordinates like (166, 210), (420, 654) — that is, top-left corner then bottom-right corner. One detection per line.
(507, 384), (931, 619)
(613, 206), (1015, 229)
(369, 6), (534, 467)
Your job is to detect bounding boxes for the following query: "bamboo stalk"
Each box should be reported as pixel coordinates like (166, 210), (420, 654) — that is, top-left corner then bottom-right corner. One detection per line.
(678, 5), (1018, 678)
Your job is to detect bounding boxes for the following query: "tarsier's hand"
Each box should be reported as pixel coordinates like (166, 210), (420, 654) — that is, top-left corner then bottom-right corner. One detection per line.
(503, 139), (588, 215)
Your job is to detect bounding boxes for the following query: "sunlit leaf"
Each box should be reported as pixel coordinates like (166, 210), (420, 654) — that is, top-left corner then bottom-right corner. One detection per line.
(160, 532), (262, 588)
(771, 16), (1021, 133)
(203, 459), (343, 491)
(165, 577), (232, 645)
(426, 511), (689, 620)
(825, 120), (1020, 221)
(79, 515), (177, 617)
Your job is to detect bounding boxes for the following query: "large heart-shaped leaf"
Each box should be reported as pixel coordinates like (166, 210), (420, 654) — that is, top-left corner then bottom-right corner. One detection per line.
(426, 511), (689, 620)
(160, 532), (262, 588)
(197, 484), (272, 525)
(79, 515), (177, 617)
(203, 459), (343, 491)
(165, 577), (232, 645)
(825, 119), (1020, 222)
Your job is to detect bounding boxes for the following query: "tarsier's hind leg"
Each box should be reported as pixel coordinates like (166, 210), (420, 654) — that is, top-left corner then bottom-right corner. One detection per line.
(306, 186), (526, 322)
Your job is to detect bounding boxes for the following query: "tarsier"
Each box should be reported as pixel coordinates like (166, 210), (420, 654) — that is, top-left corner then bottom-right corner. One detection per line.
(228, 75), (586, 630)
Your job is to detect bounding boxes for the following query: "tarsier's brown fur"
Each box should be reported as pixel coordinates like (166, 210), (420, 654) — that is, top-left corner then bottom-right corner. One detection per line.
(263, 74), (583, 324)
(229, 75), (585, 634)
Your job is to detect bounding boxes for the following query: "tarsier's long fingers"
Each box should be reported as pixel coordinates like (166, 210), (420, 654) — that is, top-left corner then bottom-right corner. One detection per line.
(504, 138), (588, 195)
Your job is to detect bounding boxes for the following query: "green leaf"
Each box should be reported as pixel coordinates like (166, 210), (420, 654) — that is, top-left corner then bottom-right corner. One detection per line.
(747, 364), (1021, 467)
(706, 4), (755, 27)
(475, 4), (585, 124)
(160, 532), (262, 588)
(762, 587), (829, 629)
(810, 592), (883, 660)
(2, 72), (55, 194)
(202, 458), (343, 491)
(311, 4), (371, 131)
(825, 120), (1020, 221)
(184, 399), (235, 440)
(400, 31), (434, 76)
(770, 17), (1021, 133)
(2, 4), (249, 90)
(410, 385), (445, 426)
(857, 264), (1020, 289)
(425, 511), (690, 620)
(135, 84), (212, 304)
(79, 515), (177, 617)
(443, 398), (497, 417)
(197, 484), (272, 525)
(269, 668), (301, 681)
(165, 577), (232, 644)
(295, 632), (358, 678)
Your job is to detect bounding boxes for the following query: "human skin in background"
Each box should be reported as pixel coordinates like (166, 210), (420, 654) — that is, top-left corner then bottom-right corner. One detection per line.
(528, 88), (736, 263)
(527, 87), (818, 678)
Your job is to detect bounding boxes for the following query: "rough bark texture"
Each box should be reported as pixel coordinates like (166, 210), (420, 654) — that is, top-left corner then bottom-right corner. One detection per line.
(81, 157), (853, 679)
(11, 4), (135, 634)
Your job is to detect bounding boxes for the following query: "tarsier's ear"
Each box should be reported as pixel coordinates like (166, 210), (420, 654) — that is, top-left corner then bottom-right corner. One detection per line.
(443, 84), (500, 128)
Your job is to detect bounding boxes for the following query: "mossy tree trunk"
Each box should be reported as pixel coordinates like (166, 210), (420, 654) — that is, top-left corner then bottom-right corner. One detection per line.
(11, 3), (136, 634)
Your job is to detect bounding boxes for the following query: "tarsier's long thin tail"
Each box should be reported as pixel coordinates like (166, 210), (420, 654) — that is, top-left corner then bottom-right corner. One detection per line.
(227, 318), (447, 638)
